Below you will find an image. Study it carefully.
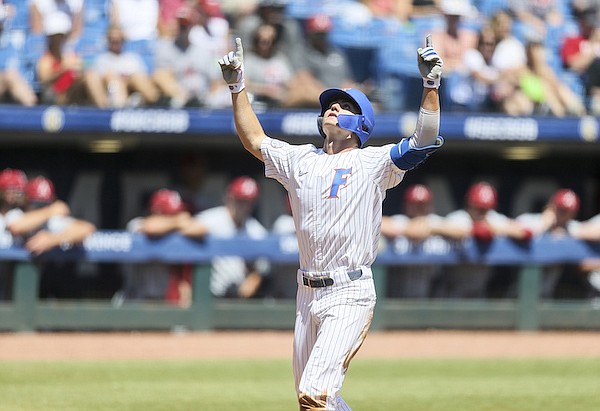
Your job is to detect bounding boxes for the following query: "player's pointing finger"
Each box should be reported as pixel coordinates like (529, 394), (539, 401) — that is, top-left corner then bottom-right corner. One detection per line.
(235, 37), (244, 63)
(425, 34), (432, 48)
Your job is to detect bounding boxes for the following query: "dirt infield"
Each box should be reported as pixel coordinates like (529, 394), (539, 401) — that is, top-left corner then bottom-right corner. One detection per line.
(1, 331), (600, 361)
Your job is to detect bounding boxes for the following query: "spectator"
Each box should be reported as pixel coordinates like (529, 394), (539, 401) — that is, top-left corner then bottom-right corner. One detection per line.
(516, 188), (583, 299)
(284, 13), (361, 109)
(575, 209), (600, 298)
(29, 0), (84, 50)
(560, 5), (600, 115)
(381, 184), (464, 298)
(110, 0), (160, 73)
(181, 176), (271, 299)
(119, 188), (195, 305)
(488, 9), (535, 116)
(158, 0), (187, 39)
(153, 5), (229, 109)
(0, 3), (38, 106)
(85, 24), (161, 108)
(243, 21), (294, 108)
(0, 168), (27, 300)
(434, 182), (533, 298)
(7, 176), (96, 299)
(234, 0), (305, 70)
(188, 0), (231, 61)
(35, 13), (89, 105)
(458, 24), (499, 112)
(430, 0), (479, 111)
(524, 38), (587, 117)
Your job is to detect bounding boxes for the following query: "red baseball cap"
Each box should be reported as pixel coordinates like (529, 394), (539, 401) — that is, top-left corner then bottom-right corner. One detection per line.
(306, 14), (332, 33)
(551, 189), (580, 213)
(0, 168), (27, 191)
(26, 176), (56, 203)
(404, 184), (433, 204)
(228, 176), (259, 200)
(149, 189), (185, 215)
(467, 182), (497, 210)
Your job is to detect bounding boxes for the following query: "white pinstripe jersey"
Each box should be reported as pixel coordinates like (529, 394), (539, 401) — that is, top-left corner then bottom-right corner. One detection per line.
(262, 137), (406, 273)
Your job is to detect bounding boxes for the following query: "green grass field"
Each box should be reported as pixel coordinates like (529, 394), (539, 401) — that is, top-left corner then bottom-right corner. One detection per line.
(1, 358), (599, 411)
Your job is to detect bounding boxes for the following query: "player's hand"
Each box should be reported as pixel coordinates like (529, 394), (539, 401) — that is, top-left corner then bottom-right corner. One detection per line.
(218, 37), (245, 93)
(417, 34), (443, 89)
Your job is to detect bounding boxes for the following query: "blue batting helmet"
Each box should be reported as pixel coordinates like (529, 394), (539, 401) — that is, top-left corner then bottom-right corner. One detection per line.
(317, 88), (375, 147)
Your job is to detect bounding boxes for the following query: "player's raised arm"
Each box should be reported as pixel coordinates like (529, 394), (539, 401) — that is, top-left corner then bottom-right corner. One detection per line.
(218, 38), (267, 161)
(413, 34), (443, 147)
(390, 35), (444, 171)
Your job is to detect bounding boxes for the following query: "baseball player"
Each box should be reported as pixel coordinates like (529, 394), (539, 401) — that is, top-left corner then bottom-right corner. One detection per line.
(219, 35), (444, 410)
(516, 188), (582, 299)
(435, 182), (533, 298)
(381, 184), (464, 298)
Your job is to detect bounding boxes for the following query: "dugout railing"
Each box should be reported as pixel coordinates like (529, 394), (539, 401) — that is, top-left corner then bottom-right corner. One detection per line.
(1, 232), (599, 332)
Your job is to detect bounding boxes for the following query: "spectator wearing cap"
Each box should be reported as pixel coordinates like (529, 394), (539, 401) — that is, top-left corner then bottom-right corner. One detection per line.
(284, 13), (365, 109)
(0, 168), (28, 300)
(34, 2), (90, 106)
(516, 188), (584, 299)
(434, 181), (532, 298)
(181, 176), (271, 299)
(381, 184), (464, 298)
(29, 0), (84, 49)
(7, 175), (96, 299)
(118, 188), (195, 306)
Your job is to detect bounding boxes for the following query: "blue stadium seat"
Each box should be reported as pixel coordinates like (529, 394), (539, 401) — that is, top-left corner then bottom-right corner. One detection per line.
(21, 34), (47, 94)
(4, 0), (30, 30)
(123, 39), (156, 73)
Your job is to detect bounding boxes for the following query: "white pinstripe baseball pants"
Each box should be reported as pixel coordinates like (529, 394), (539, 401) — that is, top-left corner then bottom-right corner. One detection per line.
(293, 267), (376, 411)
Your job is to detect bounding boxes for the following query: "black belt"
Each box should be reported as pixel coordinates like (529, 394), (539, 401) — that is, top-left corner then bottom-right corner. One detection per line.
(301, 269), (363, 288)
(303, 276), (334, 288)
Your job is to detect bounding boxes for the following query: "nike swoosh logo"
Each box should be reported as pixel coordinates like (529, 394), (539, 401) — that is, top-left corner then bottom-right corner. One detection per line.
(299, 171), (308, 176)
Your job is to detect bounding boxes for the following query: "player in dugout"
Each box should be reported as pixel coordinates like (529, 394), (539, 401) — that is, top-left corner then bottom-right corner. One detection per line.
(218, 34), (444, 410)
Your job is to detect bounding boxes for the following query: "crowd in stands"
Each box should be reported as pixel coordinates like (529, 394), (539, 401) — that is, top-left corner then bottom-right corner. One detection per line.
(0, 0), (598, 115)
(2, 166), (600, 303)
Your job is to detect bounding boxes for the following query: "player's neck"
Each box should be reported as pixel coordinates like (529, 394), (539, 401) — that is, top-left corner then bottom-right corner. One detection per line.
(324, 136), (359, 155)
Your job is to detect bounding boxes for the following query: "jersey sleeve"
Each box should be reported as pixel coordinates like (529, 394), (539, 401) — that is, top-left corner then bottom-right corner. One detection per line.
(261, 137), (316, 191)
(362, 144), (406, 191)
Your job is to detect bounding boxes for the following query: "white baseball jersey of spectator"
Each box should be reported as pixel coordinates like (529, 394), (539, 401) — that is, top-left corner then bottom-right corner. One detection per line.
(491, 35), (527, 71)
(121, 216), (171, 300)
(516, 212), (582, 298)
(189, 15), (230, 61)
(111, 0), (159, 41)
(92, 49), (149, 76)
(385, 213), (444, 298)
(0, 208), (23, 300)
(436, 208), (512, 298)
(195, 205), (269, 297)
(154, 38), (220, 103)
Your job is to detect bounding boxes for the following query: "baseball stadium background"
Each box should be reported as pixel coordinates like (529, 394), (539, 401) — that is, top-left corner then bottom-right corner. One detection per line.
(1, 1), (600, 409)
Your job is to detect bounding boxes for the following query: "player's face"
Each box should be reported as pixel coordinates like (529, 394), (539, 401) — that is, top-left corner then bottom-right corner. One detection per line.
(321, 99), (360, 135)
